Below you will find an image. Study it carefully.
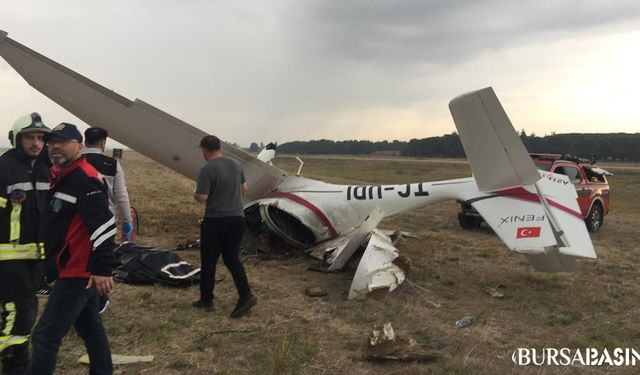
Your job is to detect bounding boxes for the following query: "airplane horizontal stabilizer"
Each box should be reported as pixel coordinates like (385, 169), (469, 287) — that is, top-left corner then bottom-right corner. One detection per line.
(534, 173), (596, 259)
(470, 172), (596, 272)
(0, 31), (286, 200)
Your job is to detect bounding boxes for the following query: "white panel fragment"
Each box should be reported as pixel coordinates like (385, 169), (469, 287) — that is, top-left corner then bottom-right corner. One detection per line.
(348, 229), (406, 300)
(328, 207), (384, 270)
(306, 207), (384, 266)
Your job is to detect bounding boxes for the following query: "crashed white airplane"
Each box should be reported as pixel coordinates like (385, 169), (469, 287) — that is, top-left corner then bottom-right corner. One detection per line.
(0, 31), (597, 299)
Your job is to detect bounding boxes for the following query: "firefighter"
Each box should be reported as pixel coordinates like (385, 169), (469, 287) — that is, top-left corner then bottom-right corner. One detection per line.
(0, 113), (50, 375)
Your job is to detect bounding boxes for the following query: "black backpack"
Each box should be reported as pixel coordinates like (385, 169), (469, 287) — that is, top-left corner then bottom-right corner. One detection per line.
(113, 243), (200, 286)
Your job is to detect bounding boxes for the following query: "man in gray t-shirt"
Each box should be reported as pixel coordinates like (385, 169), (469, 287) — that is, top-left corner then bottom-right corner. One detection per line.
(196, 156), (246, 218)
(193, 135), (256, 318)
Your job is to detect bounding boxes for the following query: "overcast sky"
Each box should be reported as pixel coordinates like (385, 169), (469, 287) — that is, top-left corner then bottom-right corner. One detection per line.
(1, 0), (638, 148)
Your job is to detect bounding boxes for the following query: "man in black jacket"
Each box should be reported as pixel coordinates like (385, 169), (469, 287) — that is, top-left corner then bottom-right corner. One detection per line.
(27, 123), (116, 375)
(0, 113), (49, 375)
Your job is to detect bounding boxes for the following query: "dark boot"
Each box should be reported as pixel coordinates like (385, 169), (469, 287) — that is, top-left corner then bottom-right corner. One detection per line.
(230, 294), (256, 319)
(191, 299), (214, 312)
(1, 343), (29, 375)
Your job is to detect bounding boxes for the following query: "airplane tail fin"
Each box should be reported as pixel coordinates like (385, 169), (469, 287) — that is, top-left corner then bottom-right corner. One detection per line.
(449, 88), (596, 272)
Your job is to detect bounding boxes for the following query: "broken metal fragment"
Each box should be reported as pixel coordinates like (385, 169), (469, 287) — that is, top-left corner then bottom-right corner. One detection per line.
(348, 229), (406, 300)
(377, 229), (418, 245)
(366, 322), (441, 362)
(305, 206), (384, 266)
(455, 316), (474, 329)
(369, 322), (396, 347)
(484, 284), (505, 298)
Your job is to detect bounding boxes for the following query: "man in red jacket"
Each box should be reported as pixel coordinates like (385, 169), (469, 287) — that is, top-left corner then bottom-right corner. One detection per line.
(27, 123), (116, 375)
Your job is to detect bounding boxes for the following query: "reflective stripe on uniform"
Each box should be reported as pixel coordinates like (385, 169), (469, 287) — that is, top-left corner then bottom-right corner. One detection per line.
(90, 217), (115, 241)
(0, 196), (6, 208)
(94, 228), (117, 249)
(1, 302), (16, 336)
(5, 181), (47, 195)
(35, 182), (50, 190)
(0, 335), (29, 351)
(0, 302), (28, 351)
(0, 242), (44, 261)
(9, 202), (22, 242)
(0, 302), (28, 350)
(6, 182), (33, 194)
(53, 191), (77, 204)
(91, 217), (117, 249)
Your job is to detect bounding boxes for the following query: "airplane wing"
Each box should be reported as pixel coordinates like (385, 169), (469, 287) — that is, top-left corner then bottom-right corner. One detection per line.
(0, 30), (286, 200)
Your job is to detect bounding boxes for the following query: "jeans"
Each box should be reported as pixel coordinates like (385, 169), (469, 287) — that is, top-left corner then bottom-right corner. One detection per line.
(27, 278), (112, 375)
(200, 216), (251, 303)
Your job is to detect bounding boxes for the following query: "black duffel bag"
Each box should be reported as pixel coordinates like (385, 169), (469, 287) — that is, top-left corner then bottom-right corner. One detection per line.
(113, 242), (200, 286)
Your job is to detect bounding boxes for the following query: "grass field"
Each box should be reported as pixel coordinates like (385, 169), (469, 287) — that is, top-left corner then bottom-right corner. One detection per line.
(46, 153), (640, 374)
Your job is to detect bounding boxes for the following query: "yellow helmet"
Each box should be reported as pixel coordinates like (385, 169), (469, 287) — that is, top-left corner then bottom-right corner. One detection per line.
(9, 112), (50, 148)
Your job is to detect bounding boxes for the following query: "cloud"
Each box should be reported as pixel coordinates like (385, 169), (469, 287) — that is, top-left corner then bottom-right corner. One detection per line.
(0, 0), (638, 148)
(298, 0), (640, 65)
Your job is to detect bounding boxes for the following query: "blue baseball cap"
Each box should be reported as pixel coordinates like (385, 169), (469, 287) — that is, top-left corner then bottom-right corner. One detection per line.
(44, 122), (83, 143)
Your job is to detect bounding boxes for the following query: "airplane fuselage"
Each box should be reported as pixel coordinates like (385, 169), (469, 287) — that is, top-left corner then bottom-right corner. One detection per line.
(244, 175), (481, 247)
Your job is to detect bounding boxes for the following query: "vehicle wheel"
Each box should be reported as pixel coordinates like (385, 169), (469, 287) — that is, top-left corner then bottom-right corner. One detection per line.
(585, 204), (603, 232)
(458, 213), (471, 229)
(470, 217), (482, 229)
(458, 213), (481, 230)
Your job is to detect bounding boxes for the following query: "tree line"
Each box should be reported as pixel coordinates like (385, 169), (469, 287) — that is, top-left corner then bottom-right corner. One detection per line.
(275, 139), (407, 155)
(272, 132), (640, 161)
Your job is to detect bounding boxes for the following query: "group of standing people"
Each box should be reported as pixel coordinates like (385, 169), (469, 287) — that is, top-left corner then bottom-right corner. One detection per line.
(0, 114), (132, 374)
(0, 114), (255, 374)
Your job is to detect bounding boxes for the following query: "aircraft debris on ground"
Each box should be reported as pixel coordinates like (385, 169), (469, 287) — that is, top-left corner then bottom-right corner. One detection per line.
(366, 322), (441, 362)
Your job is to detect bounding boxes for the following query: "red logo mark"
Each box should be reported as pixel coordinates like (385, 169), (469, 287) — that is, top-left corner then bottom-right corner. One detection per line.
(517, 227), (541, 239)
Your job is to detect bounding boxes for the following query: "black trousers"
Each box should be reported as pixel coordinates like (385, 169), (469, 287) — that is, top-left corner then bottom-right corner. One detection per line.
(199, 216), (251, 304)
(28, 279), (112, 375)
(0, 260), (43, 374)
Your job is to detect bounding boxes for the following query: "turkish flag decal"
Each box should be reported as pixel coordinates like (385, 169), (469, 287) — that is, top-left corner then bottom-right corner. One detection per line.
(517, 227), (541, 238)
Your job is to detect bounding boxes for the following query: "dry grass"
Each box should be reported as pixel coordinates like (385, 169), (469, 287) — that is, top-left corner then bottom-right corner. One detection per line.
(44, 153), (640, 374)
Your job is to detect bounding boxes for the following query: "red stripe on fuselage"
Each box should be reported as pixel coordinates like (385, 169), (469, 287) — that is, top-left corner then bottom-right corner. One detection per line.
(492, 187), (583, 219)
(268, 192), (338, 238)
